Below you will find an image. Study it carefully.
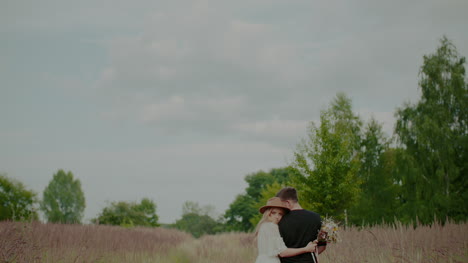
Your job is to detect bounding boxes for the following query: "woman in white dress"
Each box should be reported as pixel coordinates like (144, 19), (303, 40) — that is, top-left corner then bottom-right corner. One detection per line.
(254, 197), (317, 263)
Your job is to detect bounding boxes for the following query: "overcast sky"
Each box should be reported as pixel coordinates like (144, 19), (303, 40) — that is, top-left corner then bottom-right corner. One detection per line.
(1, 0), (467, 223)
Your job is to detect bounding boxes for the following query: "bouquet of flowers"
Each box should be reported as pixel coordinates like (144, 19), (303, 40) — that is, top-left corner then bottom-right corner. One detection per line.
(318, 216), (341, 244)
(311, 217), (341, 263)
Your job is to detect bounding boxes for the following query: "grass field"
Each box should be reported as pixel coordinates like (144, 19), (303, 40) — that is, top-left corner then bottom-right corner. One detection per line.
(1, 220), (467, 262)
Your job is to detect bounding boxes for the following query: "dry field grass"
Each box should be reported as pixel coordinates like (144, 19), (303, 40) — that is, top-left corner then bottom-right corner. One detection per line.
(1, 220), (466, 262)
(317, 221), (467, 263)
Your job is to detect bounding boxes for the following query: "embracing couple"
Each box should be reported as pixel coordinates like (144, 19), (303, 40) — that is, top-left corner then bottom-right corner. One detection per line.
(254, 187), (326, 263)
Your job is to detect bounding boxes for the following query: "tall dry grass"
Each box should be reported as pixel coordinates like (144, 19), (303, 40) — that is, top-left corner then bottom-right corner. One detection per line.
(0, 220), (466, 262)
(0, 221), (192, 262)
(318, 221), (468, 263)
(175, 232), (256, 263)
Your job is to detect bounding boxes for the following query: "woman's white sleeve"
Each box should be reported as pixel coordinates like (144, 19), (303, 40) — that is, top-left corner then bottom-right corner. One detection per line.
(259, 223), (288, 257)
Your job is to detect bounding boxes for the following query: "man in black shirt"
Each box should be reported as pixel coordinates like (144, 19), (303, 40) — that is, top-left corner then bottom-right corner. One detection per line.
(276, 187), (326, 263)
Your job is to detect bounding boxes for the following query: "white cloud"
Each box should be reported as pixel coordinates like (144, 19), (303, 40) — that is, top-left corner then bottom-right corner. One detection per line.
(1, 0), (158, 33)
(233, 118), (308, 138)
(91, 0), (468, 143)
(139, 95), (247, 124)
(141, 96), (188, 122)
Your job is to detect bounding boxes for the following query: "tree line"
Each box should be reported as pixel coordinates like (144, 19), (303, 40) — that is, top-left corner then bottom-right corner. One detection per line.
(1, 37), (466, 237)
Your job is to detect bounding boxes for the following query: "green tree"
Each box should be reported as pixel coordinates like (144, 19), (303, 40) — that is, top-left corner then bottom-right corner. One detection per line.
(0, 174), (38, 221)
(395, 37), (468, 223)
(173, 201), (223, 238)
(359, 118), (389, 184)
(223, 167), (294, 231)
(40, 170), (86, 224)
(92, 198), (159, 227)
(135, 198), (159, 226)
(224, 194), (257, 232)
(182, 201), (217, 219)
(349, 119), (399, 225)
(392, 148), (424, 224)
(293, 93), (362, 220)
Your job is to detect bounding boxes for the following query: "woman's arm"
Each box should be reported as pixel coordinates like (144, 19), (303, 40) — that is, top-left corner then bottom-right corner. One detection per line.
(278, 241), (317, 258)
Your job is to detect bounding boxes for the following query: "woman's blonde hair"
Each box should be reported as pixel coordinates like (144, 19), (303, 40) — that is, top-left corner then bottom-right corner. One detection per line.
(254, 208), (271, 236)
(254, 207), (287, 236)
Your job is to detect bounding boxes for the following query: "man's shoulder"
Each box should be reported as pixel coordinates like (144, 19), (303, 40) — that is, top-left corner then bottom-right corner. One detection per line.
(280, 209), (321, 226)
(291, 209), (321, 218)
(304, 209), (321, 217)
